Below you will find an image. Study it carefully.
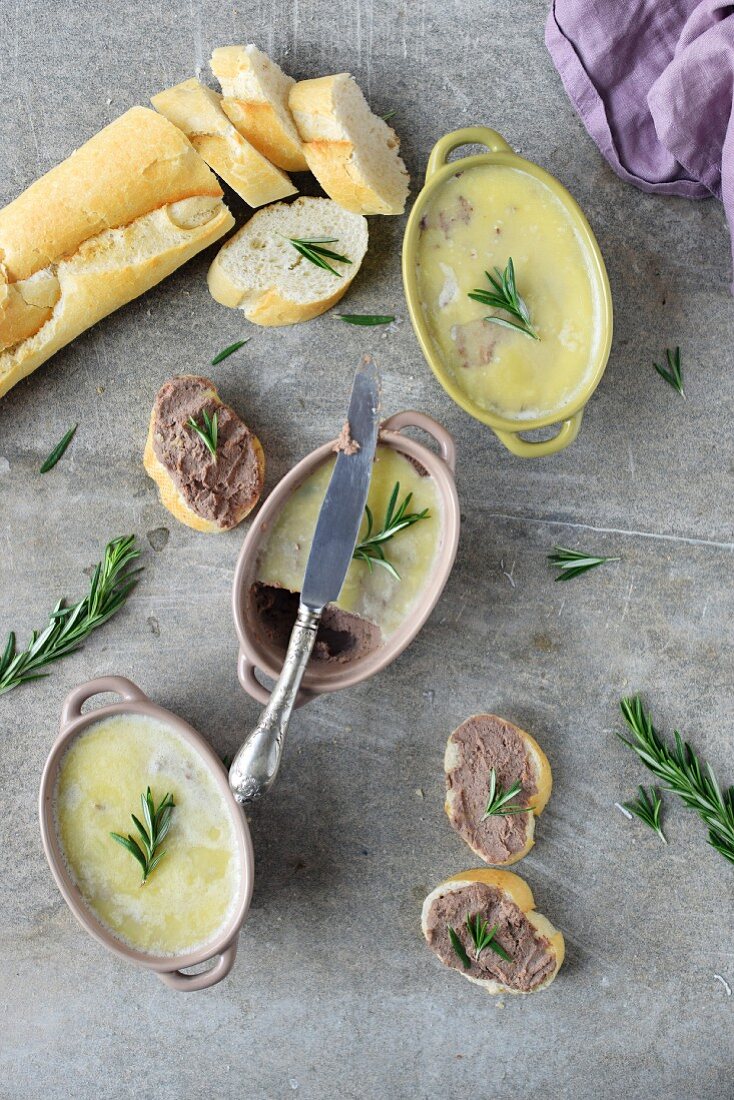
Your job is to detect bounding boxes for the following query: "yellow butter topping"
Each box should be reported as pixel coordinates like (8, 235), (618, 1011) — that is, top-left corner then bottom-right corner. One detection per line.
(257, 445), (441, 637)
(415, 164), (601, 420)
(55, 714), (240, 957)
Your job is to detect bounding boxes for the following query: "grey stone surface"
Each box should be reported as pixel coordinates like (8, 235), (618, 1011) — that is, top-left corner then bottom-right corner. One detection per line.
(1, 1), (733, 1097)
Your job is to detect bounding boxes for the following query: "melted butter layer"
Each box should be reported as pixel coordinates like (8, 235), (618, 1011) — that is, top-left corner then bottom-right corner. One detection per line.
(257, 445), (441, 638)
(55, 715), (240, 957)
(415, 164), (600, 420)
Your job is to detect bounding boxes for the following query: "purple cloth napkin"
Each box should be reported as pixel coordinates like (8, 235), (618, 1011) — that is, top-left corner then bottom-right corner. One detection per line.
(546, 0), (734, 271)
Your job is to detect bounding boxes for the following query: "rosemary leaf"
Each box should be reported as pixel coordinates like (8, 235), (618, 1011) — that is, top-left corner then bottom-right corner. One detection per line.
(448, 925), (471, 969)
(337, 314), (396, 327)
(352, 481), (430, 580)
(547, 545), (620, 581)
(40, 424), (78, 473)
(0, 535), (142, 696)
(622, 784), (667, 844)
(110, 787), (175, 885)
(287, 237), (352, 278)
(653, 346), (684, 397)
(482, 767), (526, 819)
(468, 258), (538, 341)
(619, 696), (734, 866)
(466, 913), (513, 962)
(381, 109), (396, 121)
(187, 409), (218, 461)
(212, 339), (250, 365)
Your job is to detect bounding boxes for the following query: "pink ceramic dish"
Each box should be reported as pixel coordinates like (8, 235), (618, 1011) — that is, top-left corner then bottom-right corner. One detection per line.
(232, 410), (460, 705)
(39, 676), (254, 992)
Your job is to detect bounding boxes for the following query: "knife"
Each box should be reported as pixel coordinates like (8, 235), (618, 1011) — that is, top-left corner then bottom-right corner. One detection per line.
(229, 357), (381, 803)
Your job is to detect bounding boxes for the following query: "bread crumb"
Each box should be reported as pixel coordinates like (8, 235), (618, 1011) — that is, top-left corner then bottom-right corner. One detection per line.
(414, 788), (424, 799)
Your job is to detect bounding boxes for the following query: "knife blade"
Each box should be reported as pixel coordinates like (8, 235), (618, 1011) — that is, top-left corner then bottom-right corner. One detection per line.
(229, 356), (381, 803)
(301, 356), (380, 610)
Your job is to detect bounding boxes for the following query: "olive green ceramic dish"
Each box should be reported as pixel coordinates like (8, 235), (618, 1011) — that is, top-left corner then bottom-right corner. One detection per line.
(402, 126), (613, 458)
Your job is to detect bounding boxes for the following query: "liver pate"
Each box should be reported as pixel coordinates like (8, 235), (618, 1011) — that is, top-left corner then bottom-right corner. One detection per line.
(251, 582), (381, 663)
(446, 715), (537, 864)
(151, 375), (261, 529)
(424, 881), (555, 992)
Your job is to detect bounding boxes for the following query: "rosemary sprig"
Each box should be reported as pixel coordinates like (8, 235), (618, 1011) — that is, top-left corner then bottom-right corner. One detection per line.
(468, 258), (539, 340)
(40, 424), (78, 473)
(482, 767), (526, 819)
(622, 784), (666, 844)
(448, 925), (471, 969)
(653, 346), (684, 397)
(212, 338), (249, 365)
(187, 409), (218, 461)
(110, 787), (175, 885)
(286, 236), (352, 278)
(547, 545), (620, 581)
(352, 481), (430, 581)
(466, 913), (513, 962)
(337, 314), (396, 326)
(381, 109), (396, 121)
(0, 535), (142, 696)
(619, 696), (734, 865)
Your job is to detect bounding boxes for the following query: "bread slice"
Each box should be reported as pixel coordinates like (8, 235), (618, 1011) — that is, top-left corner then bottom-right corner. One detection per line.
(144, 375), (265, 533)
(288, 74), (409, 215)
(421, 869), (565, 995)
(207, 196), (368, 326)
(0, 107), (233, 399)
(444, 715), (552, 867)
(151, 78), (296, 208)
(211, 45), (308, 173)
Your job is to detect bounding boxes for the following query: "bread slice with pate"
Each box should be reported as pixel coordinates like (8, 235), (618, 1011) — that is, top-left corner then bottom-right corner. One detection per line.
(144, 375), (265, 533)
(288, 74), (409, 215)
(444, 714), (552, 867)
(151, 78), (296, 208)
(210, 45), (308, 173)
(207, 196), (368, 326)
(422, 869), (565, 995)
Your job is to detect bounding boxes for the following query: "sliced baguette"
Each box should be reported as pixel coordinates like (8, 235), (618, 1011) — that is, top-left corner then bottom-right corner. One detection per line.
(288, 74), (409, 215)
(444, 714), (552, 867)
(151, 78), (296, 208)
(207, 196), (368, 326)
(0, 107), (233, 399)
(421, 869), (565, 995)
(144, 375), (265, 533)
(211, 45), (308, 173)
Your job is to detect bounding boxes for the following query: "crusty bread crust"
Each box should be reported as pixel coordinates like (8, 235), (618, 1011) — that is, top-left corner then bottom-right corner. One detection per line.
(211, 45), (308, 172)
(421, 869), (565, 995)
(288, 74), (409, 215)
(151, 79), (296, 209)
(142, 379), (265, 533)
(0, 108), (234, 399)
(444, 715), (553, 867)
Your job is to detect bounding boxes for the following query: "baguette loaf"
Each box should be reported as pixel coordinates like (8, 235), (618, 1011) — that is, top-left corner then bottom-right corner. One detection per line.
(0, 106), (234, 399)
(422, 869), (565, 995)
(151, 78), (296, 208)
(210, 45), (308, 173)
(207, 196), (368, 326)
(144, 375), (265, 533)
(288, 74), (409, 215)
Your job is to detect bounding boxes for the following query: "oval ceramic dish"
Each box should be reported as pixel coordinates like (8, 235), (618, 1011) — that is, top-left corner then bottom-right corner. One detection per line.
(232, 411), (459, 705)
(39, 676), (254, 992)
(402, 126), (613, 458)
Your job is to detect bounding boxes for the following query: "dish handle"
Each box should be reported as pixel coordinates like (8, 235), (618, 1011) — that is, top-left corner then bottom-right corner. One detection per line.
(380, 411), (456, 472)
(156, 940), (238, 993)
(60, 676), (148, 728)
(238, 651), (315, 708)
(426, 126), (513, 180)
(493, 411), (583, 458)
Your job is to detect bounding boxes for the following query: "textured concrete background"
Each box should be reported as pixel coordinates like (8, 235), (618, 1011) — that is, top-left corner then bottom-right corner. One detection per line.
(1, 1), (733, 1097)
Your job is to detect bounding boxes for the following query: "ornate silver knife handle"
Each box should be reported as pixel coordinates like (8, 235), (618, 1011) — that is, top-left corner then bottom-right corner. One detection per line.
(229, 604), (320, 804)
